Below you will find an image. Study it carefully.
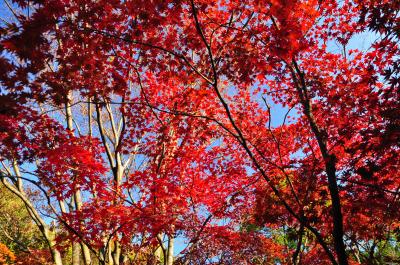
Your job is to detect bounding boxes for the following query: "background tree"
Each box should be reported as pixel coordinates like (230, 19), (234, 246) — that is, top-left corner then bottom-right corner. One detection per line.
(0, 185), (44, 252)
(0, 243), (15, 265)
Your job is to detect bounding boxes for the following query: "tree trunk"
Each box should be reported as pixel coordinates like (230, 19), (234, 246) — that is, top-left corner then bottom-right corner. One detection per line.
(81, 242), (92, 265)
(166, 235), (174, 265)
(292, 61), (348, 265)
(43, 226), (64, 265)
(51, 247), (64, 265)
(112, 241), (121, 265)
(72, 242), (81, 265)
(66, 94), (93, 265)
(325, 157), (348, 265)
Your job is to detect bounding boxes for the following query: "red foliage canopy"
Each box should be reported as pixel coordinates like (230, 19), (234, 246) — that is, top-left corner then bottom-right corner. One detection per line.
(0, 0), (399, 264)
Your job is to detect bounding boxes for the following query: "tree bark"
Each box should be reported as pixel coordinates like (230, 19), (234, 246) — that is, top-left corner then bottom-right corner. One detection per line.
(166, 234), (174, 265)
(72, 241), (81, 265)
(291, 61), (348, 265)
(66, 94), (93, 265)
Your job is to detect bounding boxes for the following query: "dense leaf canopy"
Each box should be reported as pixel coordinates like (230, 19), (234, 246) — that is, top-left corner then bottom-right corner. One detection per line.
(0, 0), (399, 264)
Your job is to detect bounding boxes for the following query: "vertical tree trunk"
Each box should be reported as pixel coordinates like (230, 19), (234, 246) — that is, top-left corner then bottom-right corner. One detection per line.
(74, 190), (92, 265)
(108, 243), (114, 265)
(166, 235), (174, 265)
(292, 62), (348, 265)
(69, 196), (81, 265)
(81, 242), (92, 265)
(325, 158), (348, 265)
(72, 242), (81, 265)
(42, 227), (64, 265)
(66, 93), (93, 265)
(112, 241), (121, 265)
(51, 246), (64, 265)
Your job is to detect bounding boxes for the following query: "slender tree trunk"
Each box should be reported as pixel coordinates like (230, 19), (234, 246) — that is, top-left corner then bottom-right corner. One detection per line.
(293, 224), (304, 265)
(325, 157), (348, 265)
(112, 241), (121, 265)
(108, 242), (114, 265)
(81, 242), (92, 265)
(291, 61), (348, 265)
(72, 242), (81, 265)
(74, 190), (92, 265)
(95, 101), (126, 265)
(41, 226), (64, 265)
(166, 235), (174, 265)
(66, 94), (93, 265)
(69, 196), (81, 265)
(50, 245), (64, 265)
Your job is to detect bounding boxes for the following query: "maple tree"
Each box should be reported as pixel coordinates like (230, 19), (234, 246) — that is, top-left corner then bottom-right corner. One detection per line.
(0, 0), (399, 265)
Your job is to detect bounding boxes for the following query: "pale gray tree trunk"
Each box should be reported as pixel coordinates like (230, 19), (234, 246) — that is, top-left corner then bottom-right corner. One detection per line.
(66, 94), (92, 265)
(166, 235), (174, 265)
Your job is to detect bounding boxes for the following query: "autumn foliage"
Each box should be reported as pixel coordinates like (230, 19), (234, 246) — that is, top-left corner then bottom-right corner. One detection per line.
(0, 243), (15, 265)
(0, 0), (399, 264)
